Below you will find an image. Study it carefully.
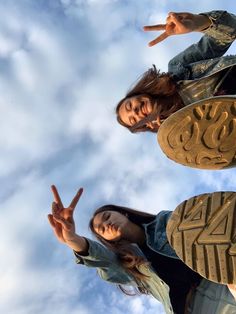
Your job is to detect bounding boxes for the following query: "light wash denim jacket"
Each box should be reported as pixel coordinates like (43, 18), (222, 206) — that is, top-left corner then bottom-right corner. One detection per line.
(74, 11), (236, 314)
(168, 10), (236, 81)
(75, 210), (178, 314)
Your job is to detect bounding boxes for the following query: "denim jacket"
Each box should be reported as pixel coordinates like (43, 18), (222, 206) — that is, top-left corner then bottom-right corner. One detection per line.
(74, 210), (178, 314)
(168, 10), (236, 81)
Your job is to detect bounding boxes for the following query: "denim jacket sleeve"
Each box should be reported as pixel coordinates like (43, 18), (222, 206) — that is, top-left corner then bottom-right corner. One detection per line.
(168, 11), (236, 79)
(73, 238), (134, 284)
(74, 238), (174, 314)
(144, 210), (179, 259)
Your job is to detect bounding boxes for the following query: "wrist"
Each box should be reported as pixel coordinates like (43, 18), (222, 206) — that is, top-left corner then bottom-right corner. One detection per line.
(198, 14), (212, 31)
(65, 233), (78, 243)
(66, 235), (89, 253)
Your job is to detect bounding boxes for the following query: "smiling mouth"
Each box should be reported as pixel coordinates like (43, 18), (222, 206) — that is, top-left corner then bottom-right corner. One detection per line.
(140, 102), (146, 115)
(141, 101), (151, 116)
(141, 106), (146, 116)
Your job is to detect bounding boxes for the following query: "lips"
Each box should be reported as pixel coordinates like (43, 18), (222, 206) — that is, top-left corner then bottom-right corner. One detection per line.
(141, 101), (152, 116)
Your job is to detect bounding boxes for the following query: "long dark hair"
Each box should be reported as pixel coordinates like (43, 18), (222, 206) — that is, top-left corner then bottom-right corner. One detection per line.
(89, 204), (156, 295)
(116, 65), (183, 133)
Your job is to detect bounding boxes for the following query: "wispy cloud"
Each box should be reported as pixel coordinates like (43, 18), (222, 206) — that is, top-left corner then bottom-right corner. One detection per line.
(1, 1), (236, 313)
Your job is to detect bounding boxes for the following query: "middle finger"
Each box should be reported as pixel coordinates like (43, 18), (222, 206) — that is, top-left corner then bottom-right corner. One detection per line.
(143, 24), (166, 31)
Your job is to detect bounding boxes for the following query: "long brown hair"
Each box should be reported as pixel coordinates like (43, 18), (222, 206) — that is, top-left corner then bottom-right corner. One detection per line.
(89, 204), (156, 295)
(116, 65), (183, 133)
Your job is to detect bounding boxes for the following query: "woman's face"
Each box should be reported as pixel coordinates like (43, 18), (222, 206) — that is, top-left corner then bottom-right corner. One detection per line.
(92, 210), (131, 241)
(118, 95), (155, 127)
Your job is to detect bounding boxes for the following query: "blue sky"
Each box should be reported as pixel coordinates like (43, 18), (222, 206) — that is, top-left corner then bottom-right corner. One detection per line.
(1, 1), (236, 314)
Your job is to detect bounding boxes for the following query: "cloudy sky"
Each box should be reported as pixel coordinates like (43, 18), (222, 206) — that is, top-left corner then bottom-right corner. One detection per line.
(1, 1), (236, 314)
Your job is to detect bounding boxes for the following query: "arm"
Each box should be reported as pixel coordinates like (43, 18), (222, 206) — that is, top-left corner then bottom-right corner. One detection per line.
(74, 238), (134, 284)
(144, 12), (211, 47)
(48, 186), (133, 284)
(168, 11), (236, 71)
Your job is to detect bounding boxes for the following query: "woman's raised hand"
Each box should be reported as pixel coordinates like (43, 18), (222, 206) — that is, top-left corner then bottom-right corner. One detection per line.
(48, 185), (83, 245)
(143, 12), (211, 47)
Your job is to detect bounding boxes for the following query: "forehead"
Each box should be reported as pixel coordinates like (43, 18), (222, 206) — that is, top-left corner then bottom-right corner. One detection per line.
(93, 210), (113, 225)
(119, 97), (135, 111)
(119, 98), (129, 112)
(93, 211), (106, 223)
(118, 98), (133, 125)
(93, 210), (123, 224)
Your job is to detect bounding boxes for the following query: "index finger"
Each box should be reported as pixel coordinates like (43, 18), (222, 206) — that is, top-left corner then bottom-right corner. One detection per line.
(51, 185), (64, 209)
(69, 188), (83, 210)
(148, 31), (169, 47)
(143, 24), (166, 31)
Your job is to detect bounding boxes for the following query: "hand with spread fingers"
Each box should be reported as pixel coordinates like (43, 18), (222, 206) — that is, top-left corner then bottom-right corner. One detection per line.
(143, 12), (211, 47)
(48, 185), (88, 252)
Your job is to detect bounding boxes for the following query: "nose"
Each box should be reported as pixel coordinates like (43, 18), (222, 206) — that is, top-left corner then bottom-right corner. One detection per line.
(103, 221), (110, 229)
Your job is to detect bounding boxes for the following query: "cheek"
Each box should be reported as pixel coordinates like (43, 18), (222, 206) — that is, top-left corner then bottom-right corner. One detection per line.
(95, 230), (102, 238)
(119, 111), (126, 123)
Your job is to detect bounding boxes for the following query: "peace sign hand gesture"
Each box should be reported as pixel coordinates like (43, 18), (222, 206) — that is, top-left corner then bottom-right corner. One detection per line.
(48, 185), (83, 245)
(143, 12), (211, 47)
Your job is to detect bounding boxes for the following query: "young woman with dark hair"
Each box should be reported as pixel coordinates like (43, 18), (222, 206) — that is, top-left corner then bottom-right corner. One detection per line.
(48, 186), (236, 314)
(116, 10), (236, 134)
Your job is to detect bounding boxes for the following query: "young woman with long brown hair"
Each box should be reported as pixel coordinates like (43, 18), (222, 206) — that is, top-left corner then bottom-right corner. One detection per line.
(116, 10), (236, 134)
(48, 186), (236, 314)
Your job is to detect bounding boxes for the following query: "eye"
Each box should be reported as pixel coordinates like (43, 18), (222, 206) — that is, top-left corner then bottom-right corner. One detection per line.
(125, 102), (132, 111)
(103, 212), (110, 221)
(105, 213), (110, 221)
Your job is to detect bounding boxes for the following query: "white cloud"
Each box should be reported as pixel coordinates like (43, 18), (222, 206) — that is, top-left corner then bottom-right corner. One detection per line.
(1, 1), (236, 314)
